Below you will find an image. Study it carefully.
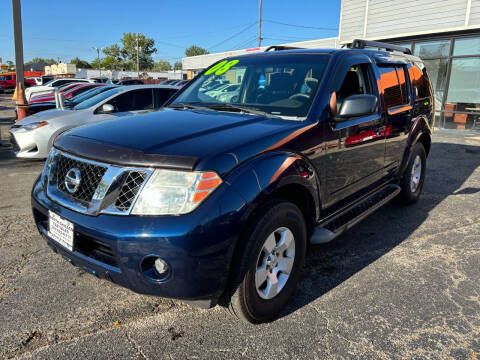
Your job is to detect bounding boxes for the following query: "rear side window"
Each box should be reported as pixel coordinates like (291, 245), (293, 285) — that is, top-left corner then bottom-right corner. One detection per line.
(155, 88), (177, 106)
(378, 66), (409, 108)
(410, 62), (432, 99)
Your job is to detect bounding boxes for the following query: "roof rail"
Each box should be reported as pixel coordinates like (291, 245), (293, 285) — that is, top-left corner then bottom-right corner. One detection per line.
(264, 45), (304, 52)
(348, 39), (412, 55)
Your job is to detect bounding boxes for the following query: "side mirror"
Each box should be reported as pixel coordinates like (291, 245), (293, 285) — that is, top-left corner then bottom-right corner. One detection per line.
(335, 94), (378, 122)
(100, 103), (115, 113)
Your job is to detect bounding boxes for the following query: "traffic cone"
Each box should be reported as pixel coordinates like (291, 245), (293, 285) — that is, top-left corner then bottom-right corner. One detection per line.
(15, 82), (29, 122)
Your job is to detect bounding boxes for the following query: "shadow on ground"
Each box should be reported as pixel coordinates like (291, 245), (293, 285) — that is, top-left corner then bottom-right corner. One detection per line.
(281, 140), (480, 318)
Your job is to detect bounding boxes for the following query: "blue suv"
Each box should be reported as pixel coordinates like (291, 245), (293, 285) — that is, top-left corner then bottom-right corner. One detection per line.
(32, 40), (433, 323)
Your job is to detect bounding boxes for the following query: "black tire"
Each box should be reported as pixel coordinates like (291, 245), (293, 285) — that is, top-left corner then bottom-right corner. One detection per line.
(397, 142), (426, 204)
(225, 199), (307, 323)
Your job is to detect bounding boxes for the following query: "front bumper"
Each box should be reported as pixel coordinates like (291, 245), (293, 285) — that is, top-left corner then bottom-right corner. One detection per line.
(31, 176), (247, 305)
(9, 126), (51, 159)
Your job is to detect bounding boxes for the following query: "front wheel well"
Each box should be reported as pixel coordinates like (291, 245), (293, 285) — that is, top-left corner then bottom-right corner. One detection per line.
(417, 132), (431, 157)
(265, 183), (317, 237)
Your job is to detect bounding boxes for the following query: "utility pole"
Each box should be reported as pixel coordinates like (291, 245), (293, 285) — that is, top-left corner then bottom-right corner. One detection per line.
(11, 0), (24, 93)
(92, 47), (101, 79)
(258, 0), (263, 47)
(136, 33), (140, 78)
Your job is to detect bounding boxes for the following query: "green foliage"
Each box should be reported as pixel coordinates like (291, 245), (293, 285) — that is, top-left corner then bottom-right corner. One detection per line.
(70, 57), (91, 68)
(153, 60), (172, 71)
(173, 61), (182, 70)
(6, 60), (15, 70)
(91, 57), (102, 70)
(24, 57), (56, 67)
(185, 45), (209, 57)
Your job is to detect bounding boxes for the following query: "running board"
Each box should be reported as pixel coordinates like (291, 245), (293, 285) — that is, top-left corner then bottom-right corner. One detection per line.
(310, 184), (401, 244)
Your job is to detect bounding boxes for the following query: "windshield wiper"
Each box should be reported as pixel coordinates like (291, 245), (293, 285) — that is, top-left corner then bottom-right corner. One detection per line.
(167, 102), (205, 110)
(204, 104), (273, 118)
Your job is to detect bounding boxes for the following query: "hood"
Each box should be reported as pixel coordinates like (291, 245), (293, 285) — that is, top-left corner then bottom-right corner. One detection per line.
(15, 108), (74, 125)
(56, 108), (308, 175)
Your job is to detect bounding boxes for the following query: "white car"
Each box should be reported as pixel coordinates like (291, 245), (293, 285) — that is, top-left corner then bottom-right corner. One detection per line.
(25, 78), (95, 101)
(10, 85), (179, 159)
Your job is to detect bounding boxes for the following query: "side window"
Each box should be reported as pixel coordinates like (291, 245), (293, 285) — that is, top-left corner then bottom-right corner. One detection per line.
(155, 88), (177, 106)
(378, 66), (407, 108)
(412, 62), (432, 99)
(108, 89), (154, 112)
(396, 66), (408, 104)
(337, 64), (374, 110)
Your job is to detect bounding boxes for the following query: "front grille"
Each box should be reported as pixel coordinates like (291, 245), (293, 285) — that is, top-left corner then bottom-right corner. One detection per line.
(115, 171), (148, 211)
(53, 154), (107, 202)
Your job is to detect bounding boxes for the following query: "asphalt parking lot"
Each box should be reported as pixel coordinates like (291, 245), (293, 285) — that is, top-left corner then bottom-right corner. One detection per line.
(0, 99), (479, 359)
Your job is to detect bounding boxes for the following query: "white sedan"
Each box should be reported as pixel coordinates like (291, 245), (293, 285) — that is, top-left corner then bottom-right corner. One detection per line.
(10, 85), (179, 159)
(25, 78), (95, 101)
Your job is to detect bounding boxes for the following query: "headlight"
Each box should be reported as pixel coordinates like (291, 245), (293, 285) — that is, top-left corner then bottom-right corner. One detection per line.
(131, 169), (222, 215)
(22, 121), (48, 131)
(40, 148), (56, 185)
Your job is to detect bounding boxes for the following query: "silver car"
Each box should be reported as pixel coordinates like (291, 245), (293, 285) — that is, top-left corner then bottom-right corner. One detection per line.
(10, 85), (179, 159)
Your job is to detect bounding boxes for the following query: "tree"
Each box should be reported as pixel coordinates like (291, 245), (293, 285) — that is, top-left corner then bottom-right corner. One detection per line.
(91, 57), (102, 70)
(24, 57), (56, 67)
(173, 61), (182, 70)
(153, 60), (172, 71)
(70, 57), (91, 68)
(120, 32), (156, 70)
(6, 60), (15, 71)
(185, 45), (209, 57)
(102, 44), (123, 69)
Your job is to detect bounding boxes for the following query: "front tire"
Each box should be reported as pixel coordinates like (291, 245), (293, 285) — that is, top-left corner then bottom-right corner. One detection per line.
(226, 199), (307, 323)
(397, 142), (426, 204)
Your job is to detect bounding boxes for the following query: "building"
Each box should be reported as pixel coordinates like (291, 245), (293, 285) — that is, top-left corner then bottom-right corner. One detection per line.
(182, 0), (480, 130)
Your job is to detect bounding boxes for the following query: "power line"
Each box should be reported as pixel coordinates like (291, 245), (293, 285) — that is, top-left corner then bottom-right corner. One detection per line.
(208, 22), (258, 50)
(263, 19), (338, 31)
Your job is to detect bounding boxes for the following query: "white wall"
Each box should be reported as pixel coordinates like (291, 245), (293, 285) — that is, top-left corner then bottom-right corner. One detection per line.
(339, 0), (480, 43)
(75, 68), (186, 80)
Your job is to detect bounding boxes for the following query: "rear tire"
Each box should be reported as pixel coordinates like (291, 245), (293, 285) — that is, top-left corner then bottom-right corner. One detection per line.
(226, 199), (307, 323)
(397, 142), (426, 204)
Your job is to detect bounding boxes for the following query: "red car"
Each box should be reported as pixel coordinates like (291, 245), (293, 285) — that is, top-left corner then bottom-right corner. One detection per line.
(28, 83), (105, 104)
(0, 73), (36, 92)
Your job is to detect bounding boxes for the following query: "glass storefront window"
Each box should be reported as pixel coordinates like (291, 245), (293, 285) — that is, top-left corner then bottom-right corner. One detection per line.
(453, 37), (480, 56)
(422, 58), (449, 120)
(413, 40), (451, 58)
(444, 57), (480, 130)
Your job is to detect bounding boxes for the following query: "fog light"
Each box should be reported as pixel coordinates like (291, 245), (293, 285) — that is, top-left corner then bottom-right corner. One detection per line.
(141, 256), (170, 282)
(154, 258), (168, 275)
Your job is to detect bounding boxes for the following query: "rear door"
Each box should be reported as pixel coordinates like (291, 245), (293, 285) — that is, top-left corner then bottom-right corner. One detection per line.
(323, 54), (386, 206)
(376, 60), (413, 169)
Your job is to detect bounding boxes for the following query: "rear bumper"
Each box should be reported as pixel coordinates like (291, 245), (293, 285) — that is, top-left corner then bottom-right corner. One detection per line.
(31, 176), (247, 305)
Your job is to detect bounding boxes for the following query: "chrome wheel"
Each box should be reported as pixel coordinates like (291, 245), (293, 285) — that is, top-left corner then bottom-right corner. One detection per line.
(255, 227), (295, 300)
(410, 155), (422, 192)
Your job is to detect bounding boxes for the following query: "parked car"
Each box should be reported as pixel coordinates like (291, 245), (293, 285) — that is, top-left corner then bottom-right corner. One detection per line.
(206, 84), (240, 100)
(31, 40), (433, 323)
(116, 79), (144, 85)
(0, 73), (36, 93)
(11, 85), (179, 159)
(25, 78), (95, 101)
(26, 85), (117, 116)
(29, 83), (105, 104)
(175, 80), (190, 87)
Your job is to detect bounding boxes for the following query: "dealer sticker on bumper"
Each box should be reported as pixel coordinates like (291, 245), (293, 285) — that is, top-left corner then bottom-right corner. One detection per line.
(48, 211), (74, 251)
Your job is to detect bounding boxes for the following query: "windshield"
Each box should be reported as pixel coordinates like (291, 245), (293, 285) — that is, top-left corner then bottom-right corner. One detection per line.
(73, 87), (123, 110)
(69, 86), (111, 104)
(170, 54), (329, 118)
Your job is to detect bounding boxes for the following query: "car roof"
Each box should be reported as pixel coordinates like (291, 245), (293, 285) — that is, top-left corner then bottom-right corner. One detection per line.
(227, 47), (422, 62)
(115, 84), (180, 91)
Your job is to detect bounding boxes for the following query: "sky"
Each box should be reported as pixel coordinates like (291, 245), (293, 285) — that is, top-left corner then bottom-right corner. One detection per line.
(0, 0), (340, 64)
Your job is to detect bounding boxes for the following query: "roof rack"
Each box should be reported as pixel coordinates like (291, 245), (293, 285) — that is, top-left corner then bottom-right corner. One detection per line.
(264, 45), (304, 52)
(348, 39), (412, 55)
